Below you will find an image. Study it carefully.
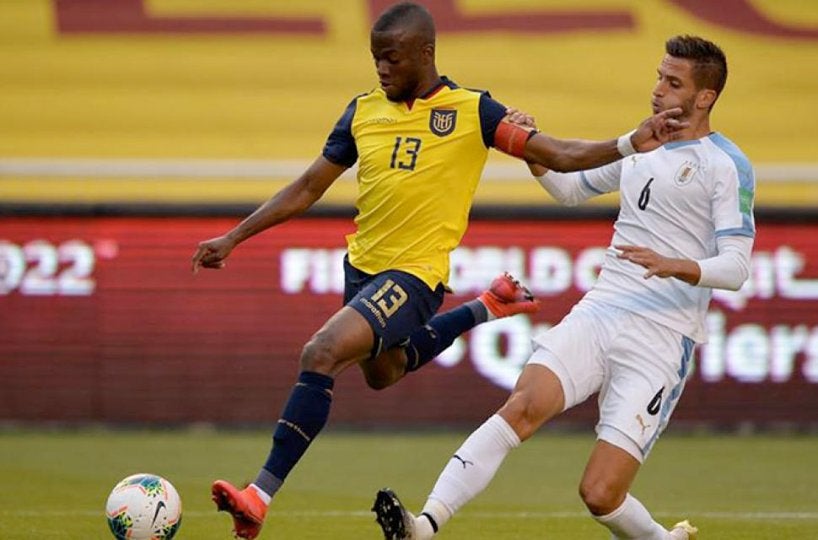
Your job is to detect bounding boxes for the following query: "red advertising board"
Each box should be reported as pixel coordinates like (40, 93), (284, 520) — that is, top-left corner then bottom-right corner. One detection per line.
(1, 216), (817, 427)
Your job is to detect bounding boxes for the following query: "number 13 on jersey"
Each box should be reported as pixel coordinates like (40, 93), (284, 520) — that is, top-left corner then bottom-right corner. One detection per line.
(390, 136), (422, 171)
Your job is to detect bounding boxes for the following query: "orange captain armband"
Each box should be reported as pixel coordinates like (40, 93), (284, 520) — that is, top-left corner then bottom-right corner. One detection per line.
(494, 120), (538, 159)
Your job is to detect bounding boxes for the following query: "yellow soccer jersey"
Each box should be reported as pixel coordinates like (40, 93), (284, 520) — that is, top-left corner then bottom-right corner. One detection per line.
(322, 77), (507, 289)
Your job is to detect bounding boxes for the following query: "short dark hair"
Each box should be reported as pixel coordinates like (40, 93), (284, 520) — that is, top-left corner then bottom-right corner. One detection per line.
(373, 2), (435, 45)
(666, 35), (728, 97)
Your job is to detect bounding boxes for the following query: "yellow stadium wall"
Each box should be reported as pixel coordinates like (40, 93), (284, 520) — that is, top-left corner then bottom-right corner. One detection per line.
(2, 0), (817, 206)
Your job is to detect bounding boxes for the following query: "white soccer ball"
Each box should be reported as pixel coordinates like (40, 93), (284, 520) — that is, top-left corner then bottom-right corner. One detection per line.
(105, 473), (183, 540)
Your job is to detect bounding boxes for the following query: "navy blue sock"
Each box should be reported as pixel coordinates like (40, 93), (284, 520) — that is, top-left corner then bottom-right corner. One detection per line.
(405, 300), (486, 372)
(261, 371), (334, 493)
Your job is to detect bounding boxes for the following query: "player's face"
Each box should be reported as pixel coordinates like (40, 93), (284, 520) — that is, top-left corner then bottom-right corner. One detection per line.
(370, 29), (426, 102)
(652, 55), (698, 119)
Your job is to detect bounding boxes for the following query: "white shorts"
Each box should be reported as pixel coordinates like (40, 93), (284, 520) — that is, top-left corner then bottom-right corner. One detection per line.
(529, 298), (695, 462)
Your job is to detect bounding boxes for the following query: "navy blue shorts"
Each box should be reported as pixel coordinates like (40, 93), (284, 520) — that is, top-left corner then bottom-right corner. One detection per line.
(344, 256), (445, 357)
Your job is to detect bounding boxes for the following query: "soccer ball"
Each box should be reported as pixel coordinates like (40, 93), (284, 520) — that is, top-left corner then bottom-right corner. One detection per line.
(105, 473), (182, 540)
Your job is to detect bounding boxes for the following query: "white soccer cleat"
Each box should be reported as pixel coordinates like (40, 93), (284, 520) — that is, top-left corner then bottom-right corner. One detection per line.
(669, 519), (698, 539)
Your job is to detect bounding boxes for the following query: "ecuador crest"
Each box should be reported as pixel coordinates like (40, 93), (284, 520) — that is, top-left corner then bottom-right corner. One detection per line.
(429, 109), (457, 137)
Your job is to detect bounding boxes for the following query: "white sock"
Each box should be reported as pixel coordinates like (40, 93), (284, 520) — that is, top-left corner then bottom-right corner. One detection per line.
(249, 483), (271, 505)
(421, 414), (521, 533)
(411, 512), (438, 540)
(594, 494), (669, 539)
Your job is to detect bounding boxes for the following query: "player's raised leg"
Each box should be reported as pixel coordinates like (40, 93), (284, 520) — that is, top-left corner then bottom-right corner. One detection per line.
(361, 272), (538, 390)
(402, 272), (539, 373)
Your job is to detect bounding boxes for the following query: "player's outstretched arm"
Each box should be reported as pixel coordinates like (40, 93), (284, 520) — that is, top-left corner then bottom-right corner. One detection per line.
(615, 245), (702, 285)
(615, 236), (752, 291)
(496, 107), (687, 173)
(192, 156), (346, 273)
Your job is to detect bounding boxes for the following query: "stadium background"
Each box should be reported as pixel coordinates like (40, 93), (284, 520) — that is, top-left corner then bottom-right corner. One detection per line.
(1, 0), (818, 430)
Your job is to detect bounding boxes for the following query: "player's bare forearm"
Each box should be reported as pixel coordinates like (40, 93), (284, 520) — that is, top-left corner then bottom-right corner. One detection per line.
(496, 114), (620, 172)
(226, 184), (312, 244)
(526, 160), (548, 177)
(523, 134), (621, 172)
(191, 156), (344, 273)
(615, 245), (701, 285)
(227, 156), (345, 244)
(519, 107), (688, 172)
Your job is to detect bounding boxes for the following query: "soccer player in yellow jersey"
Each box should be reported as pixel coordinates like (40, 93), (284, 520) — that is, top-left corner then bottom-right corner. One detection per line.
(190, 2), (686, 538)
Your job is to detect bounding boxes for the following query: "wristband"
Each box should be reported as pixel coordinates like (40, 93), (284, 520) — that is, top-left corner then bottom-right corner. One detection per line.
(616, 130), (637, 157)
(495, 120), (538, 159)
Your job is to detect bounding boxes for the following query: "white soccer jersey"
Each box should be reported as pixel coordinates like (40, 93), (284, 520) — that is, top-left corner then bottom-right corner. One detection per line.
(545, 133), (755, 342)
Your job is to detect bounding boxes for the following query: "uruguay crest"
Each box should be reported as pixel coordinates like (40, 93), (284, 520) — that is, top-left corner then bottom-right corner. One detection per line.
(673, 160), (699, 186)
(429, 109), (457, 137)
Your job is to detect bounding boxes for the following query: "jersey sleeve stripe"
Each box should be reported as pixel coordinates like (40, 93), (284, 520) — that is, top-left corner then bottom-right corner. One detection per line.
(664, 139), (702, 150)
(709, 133), (756, 200)
(580, 171), (605, 195)
(715, 218), (755, 238)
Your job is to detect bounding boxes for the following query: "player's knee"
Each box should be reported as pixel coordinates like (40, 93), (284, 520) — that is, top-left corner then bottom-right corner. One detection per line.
(578, 479), (622, 516)
(299, 333), (338, 374)
(498, 391), (545, 441)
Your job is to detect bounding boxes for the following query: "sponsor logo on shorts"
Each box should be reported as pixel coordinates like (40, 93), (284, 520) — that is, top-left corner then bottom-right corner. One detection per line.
(359, 297), (387, 328)
(647, 387), (664, 416)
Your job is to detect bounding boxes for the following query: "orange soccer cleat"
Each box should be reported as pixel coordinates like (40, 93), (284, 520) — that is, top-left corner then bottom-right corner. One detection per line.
(212, 480), (268, 540)
(478, 272), (540, 319)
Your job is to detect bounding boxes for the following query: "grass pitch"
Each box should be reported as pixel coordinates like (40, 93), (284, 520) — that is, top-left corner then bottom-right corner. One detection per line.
(0, 429), (816, 539)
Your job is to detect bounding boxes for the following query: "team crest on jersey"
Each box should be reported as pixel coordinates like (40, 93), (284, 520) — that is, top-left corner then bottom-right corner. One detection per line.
(673, 160), (699, 186)
(429, 109), (457, 137)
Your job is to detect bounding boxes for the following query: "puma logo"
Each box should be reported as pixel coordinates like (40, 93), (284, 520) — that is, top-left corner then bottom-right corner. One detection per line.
(636, 414), (652, 436)
(452, 454), (474, 469)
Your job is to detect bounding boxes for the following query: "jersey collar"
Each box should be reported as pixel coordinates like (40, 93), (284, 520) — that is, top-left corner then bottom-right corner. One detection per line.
(405, 76), (456, 109)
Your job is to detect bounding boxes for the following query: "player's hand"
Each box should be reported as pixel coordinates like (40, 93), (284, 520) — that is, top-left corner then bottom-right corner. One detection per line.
(630, 107), (689, 152)
(192, 235), (236, 274)
(504, 107), (538, 129)
(614, 244), (674, 279)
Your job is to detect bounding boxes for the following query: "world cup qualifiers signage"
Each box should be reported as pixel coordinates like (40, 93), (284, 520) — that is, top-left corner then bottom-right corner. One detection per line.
(280, 242), (818, 387)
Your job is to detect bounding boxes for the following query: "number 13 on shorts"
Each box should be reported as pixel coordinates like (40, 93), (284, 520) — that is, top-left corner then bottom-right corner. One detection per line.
(371, 279), (408, 318)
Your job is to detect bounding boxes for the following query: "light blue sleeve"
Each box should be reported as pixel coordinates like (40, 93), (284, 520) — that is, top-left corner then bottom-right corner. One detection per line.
(536, 160), (622, 206)
(709, 133), (755, 239)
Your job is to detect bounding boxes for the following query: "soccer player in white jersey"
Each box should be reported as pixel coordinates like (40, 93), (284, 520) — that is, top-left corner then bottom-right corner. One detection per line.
(373, 35), (754, 540)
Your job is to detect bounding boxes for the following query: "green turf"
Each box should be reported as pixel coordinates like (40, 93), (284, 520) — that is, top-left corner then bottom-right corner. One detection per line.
(0, 429), (816, 539)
